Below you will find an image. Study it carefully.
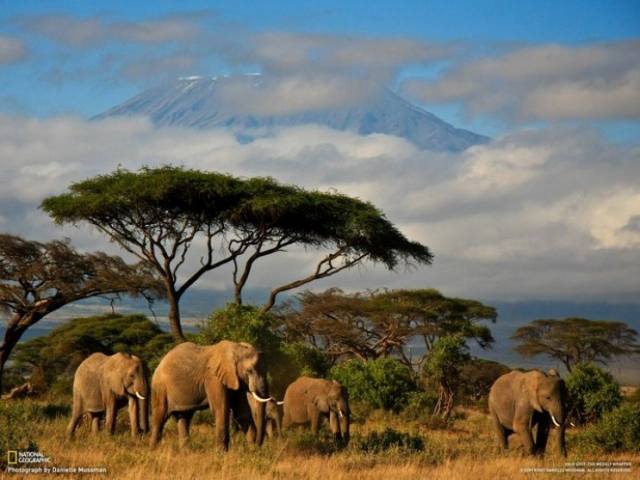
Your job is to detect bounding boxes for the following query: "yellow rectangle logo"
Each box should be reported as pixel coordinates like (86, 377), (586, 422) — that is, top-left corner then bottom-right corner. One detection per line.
(7, 451), (18, 465)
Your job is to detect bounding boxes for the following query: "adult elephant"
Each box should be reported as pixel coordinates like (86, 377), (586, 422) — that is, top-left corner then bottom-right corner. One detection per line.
(282, 376), (350, 444)
(66, 352), (148, 440)
(489, 369), (567, 456)
(150, 341), (271, 450)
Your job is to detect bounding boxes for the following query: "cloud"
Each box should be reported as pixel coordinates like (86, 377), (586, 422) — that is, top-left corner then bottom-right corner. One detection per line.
(0, 35), (28, 64)
(1, 114), (639, 304)
(15, 12), (206, 47)
(402, 39), (640, 122)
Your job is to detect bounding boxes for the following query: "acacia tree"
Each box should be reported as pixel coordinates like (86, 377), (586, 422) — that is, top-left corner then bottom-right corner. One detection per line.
(0, 234), (164, 392)
(41, 166), (432, 339)
(280, 288), (496, 367)
(423, 335), (470, 420)
(511, 317), (640, 372)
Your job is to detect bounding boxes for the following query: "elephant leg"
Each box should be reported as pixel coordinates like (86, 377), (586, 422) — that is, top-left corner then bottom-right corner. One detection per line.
(150, 411), (168, 447)
(150, 392), (168, 447)
(307, 406), (322, 435)
(91, 413), (102, 435)
(207, 383), (231, 450)
(490, 411), (509, 451)
(128, 396), (139, 439)
(105, 400), (118, 435)
(177, 411), (194, 449)
(66, 397), (84, 440)
(535, 417), (550, 456)
(514, 420), (536, 455)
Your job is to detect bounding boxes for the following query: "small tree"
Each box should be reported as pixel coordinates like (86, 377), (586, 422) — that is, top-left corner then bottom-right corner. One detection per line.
(458, 358), (511, 403)
(565, 363), (622, 424)
(512, 317), (640, 373)
(331, 357), (417, 412)
(0, 234), (164, 393)
(423, 335), (470, 420)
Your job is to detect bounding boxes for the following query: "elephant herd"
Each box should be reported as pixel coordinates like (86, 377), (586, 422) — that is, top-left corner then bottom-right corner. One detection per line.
(66, 340), (567, 457)
(65, 341), (350, 450)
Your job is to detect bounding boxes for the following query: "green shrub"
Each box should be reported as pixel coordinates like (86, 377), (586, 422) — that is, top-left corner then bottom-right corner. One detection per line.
(0, 401), (41, 469)
(565, 363), (621, 424)
(355, 428), (424, 453)
(330, 357), (417, 412)
(580, 404), (640, 452)
(399, 390), (439, 422)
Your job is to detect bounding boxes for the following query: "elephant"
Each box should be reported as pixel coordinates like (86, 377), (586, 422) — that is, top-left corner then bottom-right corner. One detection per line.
(150, 341), (272, 450)
(66, 352), (149, 440)
(488, 369), (567, 456)
(282, 376), (350, 444)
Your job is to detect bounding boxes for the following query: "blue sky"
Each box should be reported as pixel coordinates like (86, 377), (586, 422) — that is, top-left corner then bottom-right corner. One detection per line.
(1, 1), (640, 314)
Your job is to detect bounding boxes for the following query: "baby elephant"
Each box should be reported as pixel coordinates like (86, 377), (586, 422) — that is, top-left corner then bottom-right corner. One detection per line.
(283, 376), (350, 444)
(66, 352), (149, 440)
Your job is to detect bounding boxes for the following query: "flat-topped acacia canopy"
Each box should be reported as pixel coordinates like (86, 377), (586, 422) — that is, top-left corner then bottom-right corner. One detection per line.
(41, 166), (433, 338)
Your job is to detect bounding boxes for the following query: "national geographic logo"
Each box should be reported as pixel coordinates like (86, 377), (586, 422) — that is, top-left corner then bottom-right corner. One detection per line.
(7, 450), (51, 465)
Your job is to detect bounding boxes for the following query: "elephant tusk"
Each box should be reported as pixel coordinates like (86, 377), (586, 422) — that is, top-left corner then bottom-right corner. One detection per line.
(135, 392), (146, 401)
(277, 400), (284, 406)
(551, 415), (561, 427)
(251, 391), (272, 403)
(338, 409), (344, 419)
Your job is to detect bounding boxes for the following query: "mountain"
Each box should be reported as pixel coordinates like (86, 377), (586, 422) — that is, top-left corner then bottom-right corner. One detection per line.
(94, 75), (489, 152)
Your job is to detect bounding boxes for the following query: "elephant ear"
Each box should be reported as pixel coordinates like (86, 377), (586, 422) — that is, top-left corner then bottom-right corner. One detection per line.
(526, 372), (544, 412)
(309, 382), (330, 412)
(213, 342), (240, 390)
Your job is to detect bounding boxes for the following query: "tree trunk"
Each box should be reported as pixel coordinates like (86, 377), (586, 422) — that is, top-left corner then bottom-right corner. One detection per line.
(166, 293), (184, 339)
(0, 315), (37, 394)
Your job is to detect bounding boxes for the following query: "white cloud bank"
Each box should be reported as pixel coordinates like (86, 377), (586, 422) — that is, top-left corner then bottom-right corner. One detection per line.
(1, 114), (639, 304)
(403, 40), (640, 122)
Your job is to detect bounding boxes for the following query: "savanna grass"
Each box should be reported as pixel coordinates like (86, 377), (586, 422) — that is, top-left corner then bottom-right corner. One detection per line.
(2, 397), (639, 479)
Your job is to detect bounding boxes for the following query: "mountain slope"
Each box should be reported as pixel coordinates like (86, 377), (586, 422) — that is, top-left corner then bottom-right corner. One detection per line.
(95, 75), (489, 152)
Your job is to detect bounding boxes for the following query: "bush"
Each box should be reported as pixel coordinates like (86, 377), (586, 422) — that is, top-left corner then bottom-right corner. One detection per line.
(0, 401), (40, 469)
(399, 390), (439, 422)
(565, 363), (621, 424)
(355, 428), (424, 454)
(331, 357), (417, 413)
(580, 404), (640, 452)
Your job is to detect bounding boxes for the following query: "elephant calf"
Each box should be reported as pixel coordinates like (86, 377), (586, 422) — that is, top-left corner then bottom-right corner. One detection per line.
(282, 376), (350, 444)
(66, 352), (149, 440)
(488, 369), (567, 456)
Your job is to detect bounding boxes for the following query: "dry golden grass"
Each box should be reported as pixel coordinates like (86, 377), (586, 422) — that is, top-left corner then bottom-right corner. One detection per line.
(4, 404), (639, 479)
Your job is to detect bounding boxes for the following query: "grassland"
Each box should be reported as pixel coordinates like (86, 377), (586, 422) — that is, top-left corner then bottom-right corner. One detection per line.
(2, 396), (638, 480)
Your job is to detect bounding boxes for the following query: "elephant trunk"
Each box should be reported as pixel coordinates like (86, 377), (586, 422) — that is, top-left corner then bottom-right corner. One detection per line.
(136, 375), (149, 433)
(339, 411), (350, 445)
(139, 396), (149, 434)
(248, 376), (269, 446)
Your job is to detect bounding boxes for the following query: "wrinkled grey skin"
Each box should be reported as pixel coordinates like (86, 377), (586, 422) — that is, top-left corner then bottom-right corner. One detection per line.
(150, 341), (271, 450)
(283, 376), (350, 444)
(489, 369), (567, 456)
(66, 352), (149, 440)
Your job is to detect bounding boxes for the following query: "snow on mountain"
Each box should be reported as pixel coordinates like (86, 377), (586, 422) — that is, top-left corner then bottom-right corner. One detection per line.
(94, 75), (489, 152)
